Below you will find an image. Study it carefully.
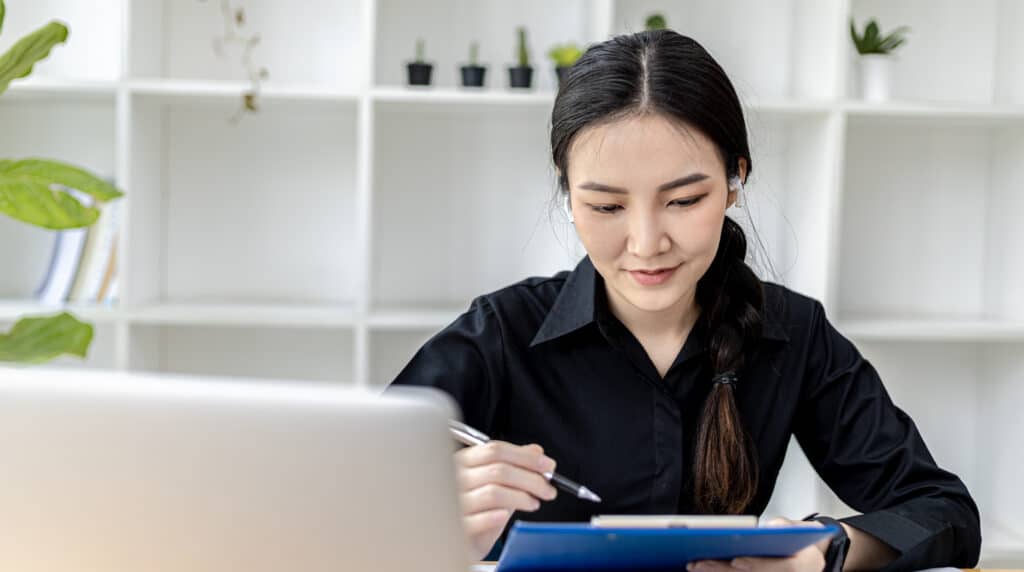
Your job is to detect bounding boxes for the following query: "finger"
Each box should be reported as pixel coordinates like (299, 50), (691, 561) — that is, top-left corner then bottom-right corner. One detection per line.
(456, 441), (556, 474)
(687, 561), (734, 571)
(730, 545), (823, 571)
(727, 556), (793, 571)
(463, 508), (511, 535)
(462, 483), (544, 515)
(459, 462), (558, 500)
(729, 557), (758, 570)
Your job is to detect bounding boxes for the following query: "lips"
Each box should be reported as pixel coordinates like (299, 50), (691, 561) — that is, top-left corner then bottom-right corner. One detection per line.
(627, 263), (681, 286)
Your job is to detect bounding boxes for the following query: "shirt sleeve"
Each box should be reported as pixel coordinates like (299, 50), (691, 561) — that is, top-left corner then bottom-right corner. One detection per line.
(386, 296), (506, 435)
(793, 300), (982, 571)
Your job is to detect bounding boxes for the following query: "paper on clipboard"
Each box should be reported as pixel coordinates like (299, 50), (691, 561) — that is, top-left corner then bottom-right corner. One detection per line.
(590, 514), (758, 529)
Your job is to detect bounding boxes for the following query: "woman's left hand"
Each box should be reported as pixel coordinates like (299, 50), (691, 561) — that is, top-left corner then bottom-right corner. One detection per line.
(686, 518), (828, 572)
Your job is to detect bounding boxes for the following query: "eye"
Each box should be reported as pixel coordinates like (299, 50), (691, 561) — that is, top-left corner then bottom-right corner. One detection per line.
(670, 195), (706, 207)
(589, 204), (623, 214)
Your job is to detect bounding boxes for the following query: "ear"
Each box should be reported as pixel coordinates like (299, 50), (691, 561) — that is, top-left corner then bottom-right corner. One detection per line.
(726, 158), (749, 208)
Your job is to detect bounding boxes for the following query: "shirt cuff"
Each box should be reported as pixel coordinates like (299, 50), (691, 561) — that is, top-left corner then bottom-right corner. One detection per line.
(840, 509), (939, 569)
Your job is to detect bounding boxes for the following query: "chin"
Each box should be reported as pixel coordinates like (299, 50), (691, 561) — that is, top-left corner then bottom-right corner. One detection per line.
(619, 284), (687, 313)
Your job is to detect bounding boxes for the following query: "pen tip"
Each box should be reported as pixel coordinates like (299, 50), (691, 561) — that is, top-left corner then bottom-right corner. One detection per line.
(580, 488), (602, 503)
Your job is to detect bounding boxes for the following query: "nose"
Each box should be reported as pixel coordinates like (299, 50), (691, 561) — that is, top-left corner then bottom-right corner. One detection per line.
(626, 208), (671, 258)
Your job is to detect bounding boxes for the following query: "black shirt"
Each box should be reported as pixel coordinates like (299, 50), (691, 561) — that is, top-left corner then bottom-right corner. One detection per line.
(389, 256), (981, 570)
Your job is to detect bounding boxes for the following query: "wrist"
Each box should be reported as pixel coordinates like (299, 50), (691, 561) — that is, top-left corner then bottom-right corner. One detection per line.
(802, 514), (850, 572)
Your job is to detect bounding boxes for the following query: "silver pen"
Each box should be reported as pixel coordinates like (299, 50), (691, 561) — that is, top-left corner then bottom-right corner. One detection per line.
(448, 419), (602, 503)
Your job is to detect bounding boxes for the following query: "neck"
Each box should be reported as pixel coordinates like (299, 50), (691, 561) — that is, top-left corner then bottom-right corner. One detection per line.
(605, 283), (701, 342)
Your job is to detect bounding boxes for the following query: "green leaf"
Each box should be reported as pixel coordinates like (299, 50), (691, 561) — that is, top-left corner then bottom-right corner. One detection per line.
(864, 20), (880, 46)
(0, 159), (123, 230)
(2, 159), (123, 201)
(1, 0), (6, 36)
(0, 21), (69, 96)
(850, 18), (863, 52)
(547, 44), (583, 68)
(645, 13), (667, 31)
(0, 312), (93, 364)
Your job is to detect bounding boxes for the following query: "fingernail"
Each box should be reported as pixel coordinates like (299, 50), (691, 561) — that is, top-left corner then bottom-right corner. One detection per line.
(547, 486), (558, 500)
(538, 456), (555, 472)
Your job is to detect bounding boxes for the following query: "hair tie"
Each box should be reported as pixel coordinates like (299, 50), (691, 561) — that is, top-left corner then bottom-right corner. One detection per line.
(712, 371), (738, 386)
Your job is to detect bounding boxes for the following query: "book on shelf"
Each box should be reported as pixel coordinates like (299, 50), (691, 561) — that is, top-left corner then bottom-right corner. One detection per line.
(34, 185), (121, 307)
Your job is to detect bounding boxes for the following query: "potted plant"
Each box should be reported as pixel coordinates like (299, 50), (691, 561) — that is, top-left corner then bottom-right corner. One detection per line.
(548, 43), (583, 90)
(508, 27), (533, 89)
(460, 41), (486, 88)
(0, 0), (125, 364)
(645, 13), (668, 30)
(850, 17), (909, 102)
(406, 38), (433, 87)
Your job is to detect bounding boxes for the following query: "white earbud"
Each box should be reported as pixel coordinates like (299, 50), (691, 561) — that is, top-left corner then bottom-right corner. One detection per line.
(563, 193), (574, 223)
(729, 176), (745, 209)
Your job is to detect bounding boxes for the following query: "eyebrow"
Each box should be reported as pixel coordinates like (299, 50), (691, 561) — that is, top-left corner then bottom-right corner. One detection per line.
(577, 173), (710, 194)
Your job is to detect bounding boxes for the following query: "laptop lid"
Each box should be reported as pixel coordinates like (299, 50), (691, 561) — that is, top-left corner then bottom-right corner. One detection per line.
(0, 367), (470, 572)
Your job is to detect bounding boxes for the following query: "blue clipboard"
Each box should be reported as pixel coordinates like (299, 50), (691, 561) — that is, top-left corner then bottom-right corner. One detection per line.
(494, 521), (840, 572)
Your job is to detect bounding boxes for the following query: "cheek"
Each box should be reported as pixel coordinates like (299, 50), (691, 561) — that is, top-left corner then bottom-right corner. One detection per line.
(575, 217), (624, 260)
(670, 213), (722, 258)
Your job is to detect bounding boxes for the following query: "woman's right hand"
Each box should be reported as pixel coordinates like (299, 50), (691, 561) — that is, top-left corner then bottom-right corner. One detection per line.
(454, 440), (559, 560)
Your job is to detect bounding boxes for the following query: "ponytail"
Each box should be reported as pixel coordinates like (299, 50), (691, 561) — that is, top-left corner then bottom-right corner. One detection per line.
(693, 215), (764, 514)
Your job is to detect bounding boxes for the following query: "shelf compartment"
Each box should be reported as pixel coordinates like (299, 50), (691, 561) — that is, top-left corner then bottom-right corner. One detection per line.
(374, 0), (601, 92)
(0, 99), (117, 301)
(129, 324), (355, 383)
(847, 0), (1000, 104)
(124, 96), (360, 307)
(0, 0), (123, 81)
(613, 0), (844, 100)
(838, 119), (1024, 321)
(369, 329), (439, 388)
(371, 105), (584, 308)
(0, 320), (119, 370)
(128, 0), (365, 90)
(735, 113), (841, 300)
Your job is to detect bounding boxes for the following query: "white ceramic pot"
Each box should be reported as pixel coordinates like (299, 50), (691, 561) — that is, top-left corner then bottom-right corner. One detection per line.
(859, 54), (894, 102)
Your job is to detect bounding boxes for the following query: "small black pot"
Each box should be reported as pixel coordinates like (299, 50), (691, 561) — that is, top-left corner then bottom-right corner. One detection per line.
(407, 62), (433, 86)
(555, 66), (571, 90)
(460, 65), (487, 88)
(508, 66), (533, 89)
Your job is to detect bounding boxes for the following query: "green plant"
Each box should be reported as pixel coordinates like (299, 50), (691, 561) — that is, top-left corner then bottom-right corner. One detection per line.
(198, 0), (270, 123)
(547, 43), (582, 68)
(414, 38), (426, 63)
(645, 13), (667, 31)
(468, 41), (479, 66)
(850, 17), (909, 55)
(515, 27), (530, 67)
(0, 0), (124, 364)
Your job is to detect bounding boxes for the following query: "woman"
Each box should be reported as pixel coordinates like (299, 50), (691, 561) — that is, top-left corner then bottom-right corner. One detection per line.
(389, 30), (980, 571)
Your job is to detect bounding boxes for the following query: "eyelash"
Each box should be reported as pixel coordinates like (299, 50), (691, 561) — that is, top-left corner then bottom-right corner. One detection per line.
(588, 195), (705, 214)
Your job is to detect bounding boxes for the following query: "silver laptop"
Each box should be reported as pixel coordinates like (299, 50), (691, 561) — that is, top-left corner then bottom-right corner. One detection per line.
(0, 367), (470, 572)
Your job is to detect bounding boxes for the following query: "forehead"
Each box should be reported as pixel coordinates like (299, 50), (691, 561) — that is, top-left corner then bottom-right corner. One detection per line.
(567, 113), (723, 178)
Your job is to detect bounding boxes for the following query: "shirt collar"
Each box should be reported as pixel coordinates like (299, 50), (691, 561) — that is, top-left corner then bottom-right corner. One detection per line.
(530, 256), (599, 347)
(530, 256), (790, 347)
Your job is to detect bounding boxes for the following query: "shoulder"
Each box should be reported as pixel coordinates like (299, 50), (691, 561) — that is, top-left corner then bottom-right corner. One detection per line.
(760, 281), (828, 341)
(473, 268), (572, 316)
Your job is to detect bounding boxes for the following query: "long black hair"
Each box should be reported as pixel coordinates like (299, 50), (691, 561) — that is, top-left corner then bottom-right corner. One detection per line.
(550, 30), (765, 514)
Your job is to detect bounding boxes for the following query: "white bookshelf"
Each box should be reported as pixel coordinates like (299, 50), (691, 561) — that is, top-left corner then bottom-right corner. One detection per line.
(1, 0), (1022, 564)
